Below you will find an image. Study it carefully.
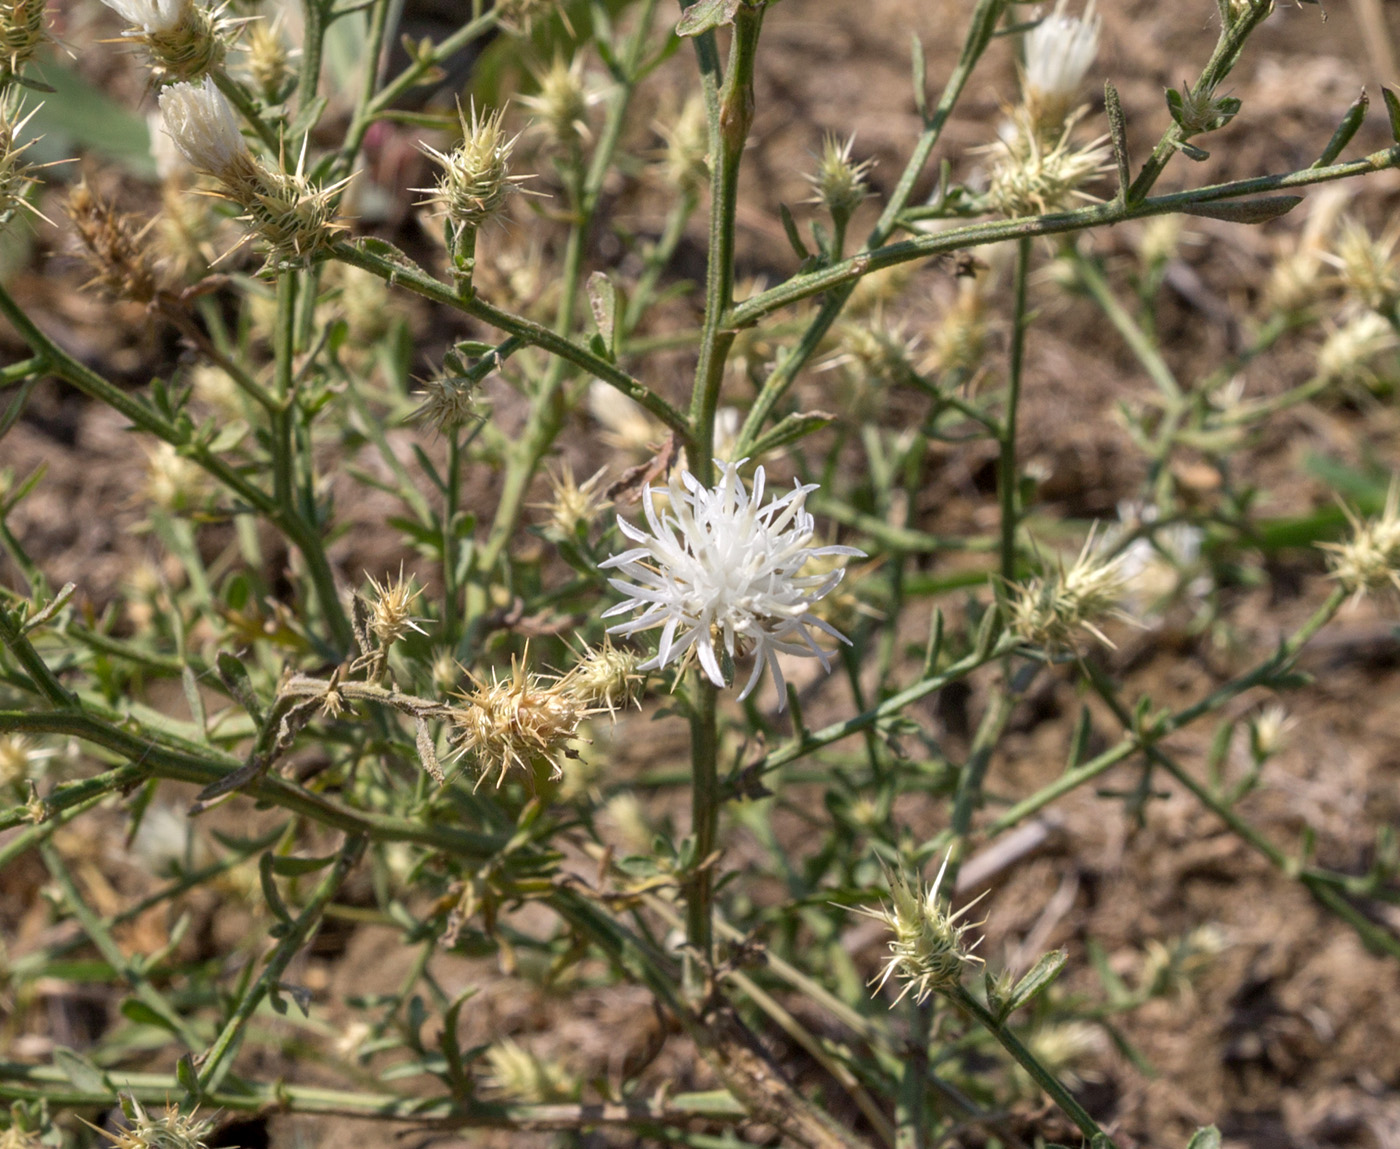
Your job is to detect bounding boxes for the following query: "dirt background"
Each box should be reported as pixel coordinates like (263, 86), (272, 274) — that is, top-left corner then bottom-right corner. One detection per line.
(5, 0), (1400, 1147)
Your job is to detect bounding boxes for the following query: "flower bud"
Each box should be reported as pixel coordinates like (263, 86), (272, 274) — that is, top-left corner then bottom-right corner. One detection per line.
(804, 132), (871, 224)
(414, 102), (524, 244)
(519, 55), (593, 149)
(1011, 527), (1134, 653)
(856, 853), (985, 1005)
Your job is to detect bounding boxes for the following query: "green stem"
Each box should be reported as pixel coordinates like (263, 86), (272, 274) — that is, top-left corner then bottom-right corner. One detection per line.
(1067, 246), (1181, 401)
(197, 834), (366, 1092)
(999, 237), (1031, 591)
(946, 983), (1116, 1145)
(272, 272), (297, 511)
(687, 676), (720, 985)
(689, 3), (762, 485)
(732, 146), (1400, 327)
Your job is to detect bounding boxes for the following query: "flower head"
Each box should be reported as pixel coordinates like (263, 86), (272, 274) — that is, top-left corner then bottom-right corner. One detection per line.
(1010, 526), (1135, 653)
(1023, 0), (1100, 135)
(1320, 481), (1400, 601)
(101, 0), (226, 81)
(600, 461), (864, 707)
(855, 853), (985, 1006)
(157, 79), (253, 184)
(804, 132), (872, 223)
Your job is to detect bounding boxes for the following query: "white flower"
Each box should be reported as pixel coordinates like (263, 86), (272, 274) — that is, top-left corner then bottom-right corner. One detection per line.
(600, 461), (864, 707)
(1024, 0), (1100, 129)
(157, 79), (249, 180)
(100, 0), (187, 34)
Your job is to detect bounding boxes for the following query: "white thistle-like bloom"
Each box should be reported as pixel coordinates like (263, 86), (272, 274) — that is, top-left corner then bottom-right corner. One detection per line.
(100, 0), (186, 33)
(1023, 0), (1100, 131)
(157, 79), (249, 181)
(600, 462), (864, 707)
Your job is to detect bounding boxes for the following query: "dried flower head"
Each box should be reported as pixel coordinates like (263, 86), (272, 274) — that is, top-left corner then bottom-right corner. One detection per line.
(832, 315), (920, 390)
(412, 361), (482, 432)
(493, 0), (560, 36)
(142, 441), (210, 512)
(1316, 310), (1398, 388)
(1248, 702), (1296, 762)
(364, 566), (428, 649)
(1319, 482), (1400, 601)
(519, 54), (594, 148)
(100, 0), (227, 82)
(0, 0), (48, 76)
(1330, 216), (1400, 314)
(413, 102), (526, 244)
(1022, 0), (1100, 136)
(986, 109), (1112, 218)
(656, 93), (709, 197)
(447, 657), (588, 787)
(483, 1038), (580, 1102)
(67, 180), (165, 305)
(88, 1096), (213, 1149)
(854, 853), (985, 1005)
(242, 16), (292, 104)
(532, 460), (610, 539)
(804, 132), (872, 223)
(601, 461), (865, 708)
(1010, 528), (1135, 653)
(556, 637), (644, 718)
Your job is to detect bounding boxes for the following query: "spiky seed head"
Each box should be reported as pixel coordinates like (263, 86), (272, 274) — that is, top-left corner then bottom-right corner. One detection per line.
(1010, 527), (1134, 654)
(242, 160), (352, 268)
(804, 132), (872, 222)
(1319, 482), (1400, 601)
(414, 102), (525, 242)
(413, 364), (482, 433)
(0, 0), (48, 75)
(447, 657), (588, 788)
(855, 853), (985, 1005)
(986, 109), (1112, 218)
(364, 566), (428, 649)
(88, 1095), (213, 1149)
(1248, 702), (1295, 762)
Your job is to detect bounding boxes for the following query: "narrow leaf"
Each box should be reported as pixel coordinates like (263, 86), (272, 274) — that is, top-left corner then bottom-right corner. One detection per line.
(1180, 195), (1302, 224)
(746, 410), (835, 458)
(217, 651), (263, 726)
(53, 1046), (111, 1095)
(1312, 89), (1368, 167)
(1104, 81), (1130, 203)
(1005, 949), (1068, 1015)
(259, 852), (293, 923)
(176, 1053), (201, 1106)
(416, 716), (444, 785)
(1384, 86), (1400, 142)
(181, 666), (207, 733)
(269, 853), (338, 876)
(779, 203), (810, 260)
(586, 271), (619, 358)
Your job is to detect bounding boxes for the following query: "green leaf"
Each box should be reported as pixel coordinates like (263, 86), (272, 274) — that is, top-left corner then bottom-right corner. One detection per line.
(746, 410), (835, 457)
(1181, 195), (1302, 224)
(1185, 1127), (1222, 1149)
(1384, 86), (1400, 143)
(269, 853), (338, 877)
(176, 1053), (202, 1106)
(676, 0), (741, 37)
(259, 852), (293, 923)
(217, 651), (264, 726)
(120, 998), (182, 1035)
(1004, 949), (1068, 1016)
(1313, 90), (1369, 167)
(53, 1047), (111, 1096)
(778, 203), (810, 261)
(586, 271), (619, 358)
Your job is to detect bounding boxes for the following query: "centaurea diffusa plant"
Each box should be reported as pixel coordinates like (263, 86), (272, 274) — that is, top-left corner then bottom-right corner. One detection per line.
(2, 0), (1400, 1146)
